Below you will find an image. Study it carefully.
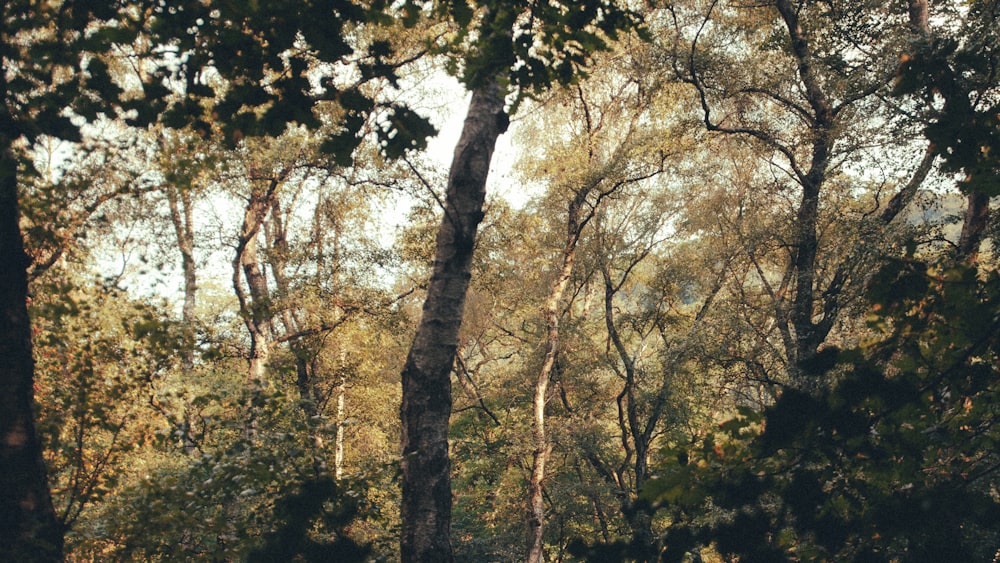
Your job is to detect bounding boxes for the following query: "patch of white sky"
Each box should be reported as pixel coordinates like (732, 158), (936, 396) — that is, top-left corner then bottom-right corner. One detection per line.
(85, 65), (538, 307)
(402, 69), (534, 207)
(32, 14), (542, 309)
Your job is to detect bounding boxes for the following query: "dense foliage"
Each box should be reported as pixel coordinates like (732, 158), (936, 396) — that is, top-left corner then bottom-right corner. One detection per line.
(4, 0), (1000, 561)
(636, 258), (1000, 562)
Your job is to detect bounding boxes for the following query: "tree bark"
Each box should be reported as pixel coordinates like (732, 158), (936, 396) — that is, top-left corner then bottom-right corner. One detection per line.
(166, 186), (197, 376)
(801, 0), (937, 363)
(233, 176), (282, 384)
(266, 196), (331, 467)
(957, 191), (990, 263)
(334, 377), (346, 481)
(240, 231), (274, 382)
(908, 0), (929, 34)
(166, 187), (197, 326)
(526, 192), (589, 563)
(399, 76), (507, 563)
(0, 141), (63, 561)
(774, 0), (836, 377)
(166, 184), (200, 454)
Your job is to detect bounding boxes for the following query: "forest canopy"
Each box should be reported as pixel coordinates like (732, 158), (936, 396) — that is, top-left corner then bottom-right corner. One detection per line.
(2, 0), (999, 561)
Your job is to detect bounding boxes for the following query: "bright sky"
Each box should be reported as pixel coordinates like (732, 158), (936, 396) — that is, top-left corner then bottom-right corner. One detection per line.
(97, 73), (531, 307)
(415, 75), (529, 209)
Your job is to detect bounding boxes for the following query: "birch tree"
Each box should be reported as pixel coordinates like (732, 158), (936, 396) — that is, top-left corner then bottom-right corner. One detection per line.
(397, 3), (642, 560)
(663, 0), (942, 388)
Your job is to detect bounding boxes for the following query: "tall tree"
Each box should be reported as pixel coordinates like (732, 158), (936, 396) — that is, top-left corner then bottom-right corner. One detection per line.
(664, 0), (940, 388)
(399, 74), (508, 562)
(396, 3), (642, 560)
(3, 1), (434, 557)
(517, 72), (669, 560)
(157, 130), (209, 372)
(0, 3), (148, 557)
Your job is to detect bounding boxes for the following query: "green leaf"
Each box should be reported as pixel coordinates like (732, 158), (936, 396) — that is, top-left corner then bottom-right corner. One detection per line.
(449, 0), (474, 28)
(380, 106), (437, 160)
(320, 132), (362, 166)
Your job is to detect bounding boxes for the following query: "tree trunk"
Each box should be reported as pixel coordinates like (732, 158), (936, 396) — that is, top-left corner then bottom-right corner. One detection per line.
(601, 261), (656, 560)
(957, 191), (990, 263)
(165, 185), (201, 454)
(775, 0), (837, 382)
(526, 195), (586, 563)
(798, 0), (936, 374)
(900, 0), (994, 266)
(241, 231), (274, 382)
(334, 378), (346, 481)
(0, 142), (63, 561)
(233, 176), (281, 384)
(232, 177), (282, 445)
(166, 187), (197, 328)
(266, 196), (330, 465)
(399, 76), (507, 563)
(908, 0), (929, 33)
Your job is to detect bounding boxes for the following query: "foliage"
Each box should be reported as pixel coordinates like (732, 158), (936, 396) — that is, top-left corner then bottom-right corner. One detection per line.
(65, 376), (378, 560)
(435, 0), (644, 93)
(246, 476), (370, 563)
(895, 0), (1000, 194)
(641, 257), (1000, 562)
(136, 0), (438, 164)
(32, 273), (183, 532)
(13, 1), (1000, 561)
(0, 0), (142, 143)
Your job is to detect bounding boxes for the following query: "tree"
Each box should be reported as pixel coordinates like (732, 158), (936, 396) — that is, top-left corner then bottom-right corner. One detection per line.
(641, 255), (1000, 561)
(398, 71), (508, 563)
(611, 7), (1000, 557)
(2, 1), (433, 557)
(513, 65), (673, 559)
(30, 271), (182, 553)
(396, 2), (642, 560)
(0, 3), (148, 557)
(663, 0), (940, 388)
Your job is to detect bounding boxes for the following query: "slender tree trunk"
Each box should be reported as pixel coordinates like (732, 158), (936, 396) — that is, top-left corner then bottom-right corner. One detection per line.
(233, 176), (281, 384)
(525, 168), (617, 561)
(166, 182), (198, 440)
(908, 0), (929, 33)
(166, 186), (199, 451)
(879, 148), (935, 225)
(798, 0), (936, 369)
(601, 262), (656, 560)
(166, 187), (197, 328)
(241, 231), (274, 382)
(526, 198), (585, 563)
(399, 76), (507, 563)
(957, 191), (990, 263)
(231, 177), (282, 447)
(334, 378), (346, 481)
(0, 141), (63, 561)
(901, 0), (994, 266)
(789, 179), (823, 370)
(267, 197), (327, 457)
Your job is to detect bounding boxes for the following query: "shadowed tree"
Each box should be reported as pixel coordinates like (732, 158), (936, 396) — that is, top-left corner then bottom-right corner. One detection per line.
(2, 1), (434, 558)
(661, 0), (942, 389)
